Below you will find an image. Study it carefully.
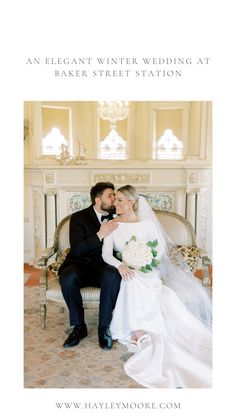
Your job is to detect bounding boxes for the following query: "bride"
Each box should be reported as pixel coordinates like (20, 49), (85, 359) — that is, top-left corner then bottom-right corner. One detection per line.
(102, 185), (212, 388)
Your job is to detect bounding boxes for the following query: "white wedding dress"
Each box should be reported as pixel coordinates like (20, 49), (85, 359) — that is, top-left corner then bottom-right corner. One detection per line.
(102, 220), (212, 388)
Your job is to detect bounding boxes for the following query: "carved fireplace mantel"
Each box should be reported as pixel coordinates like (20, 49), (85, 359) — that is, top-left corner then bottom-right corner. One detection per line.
(24, 162), (212, 264)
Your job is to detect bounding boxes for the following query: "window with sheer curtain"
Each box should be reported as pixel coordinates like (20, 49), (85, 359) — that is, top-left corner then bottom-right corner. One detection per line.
(98, 118), (128, 160)
(41, 106), (71, 156)
(153, 128), (184, 160)
(152, 108), (184, 160)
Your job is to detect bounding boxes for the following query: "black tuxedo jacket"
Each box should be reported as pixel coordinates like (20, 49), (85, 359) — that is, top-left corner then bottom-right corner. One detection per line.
(58, 205), (111, 274)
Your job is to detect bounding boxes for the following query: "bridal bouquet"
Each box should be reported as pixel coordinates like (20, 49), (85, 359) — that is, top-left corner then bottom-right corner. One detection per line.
(117, 235), (159, 273)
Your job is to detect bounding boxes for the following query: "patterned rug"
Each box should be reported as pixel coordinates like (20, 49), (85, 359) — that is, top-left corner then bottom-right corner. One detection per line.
(24, 285), (142, 388)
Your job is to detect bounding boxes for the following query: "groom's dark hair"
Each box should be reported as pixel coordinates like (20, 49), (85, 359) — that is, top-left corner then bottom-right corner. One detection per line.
(90, 182), (115, 205)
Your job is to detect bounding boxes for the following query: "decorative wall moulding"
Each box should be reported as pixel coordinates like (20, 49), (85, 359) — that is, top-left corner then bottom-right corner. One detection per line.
(188, 172), (198, 184)
(44, 172), (55, 184)
(67, 192), (91, 213)
(25, 159), (212, 170)
(24, 166), (212, 263)
(44, 188), (57, 196)
(66, 191), (174, 214)
(140, 192), (174, 212)
(33, 189), (43, 256)
(93, 173), (150, 184)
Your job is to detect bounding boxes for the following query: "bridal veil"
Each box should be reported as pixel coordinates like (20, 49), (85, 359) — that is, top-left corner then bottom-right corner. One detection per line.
(138, 195), (212, 329)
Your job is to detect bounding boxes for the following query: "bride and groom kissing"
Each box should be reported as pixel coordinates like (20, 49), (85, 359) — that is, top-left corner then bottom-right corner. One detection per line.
(58, 182), (212, 388)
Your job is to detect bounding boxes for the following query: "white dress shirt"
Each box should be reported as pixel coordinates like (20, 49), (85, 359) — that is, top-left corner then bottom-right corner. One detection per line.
(93, 207), (109, 224)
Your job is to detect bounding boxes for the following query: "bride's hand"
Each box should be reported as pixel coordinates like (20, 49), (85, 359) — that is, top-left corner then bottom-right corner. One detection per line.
(118, 264), (134, 280)
(97, 220), (118, 240)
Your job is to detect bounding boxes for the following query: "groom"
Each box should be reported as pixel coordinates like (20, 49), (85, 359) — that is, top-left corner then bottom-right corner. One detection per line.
(58, 182), (121, 350)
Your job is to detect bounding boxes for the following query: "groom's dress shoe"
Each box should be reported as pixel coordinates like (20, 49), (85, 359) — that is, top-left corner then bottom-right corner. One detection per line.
(63, 324), (87, 348)
(98, 327), (113, 350)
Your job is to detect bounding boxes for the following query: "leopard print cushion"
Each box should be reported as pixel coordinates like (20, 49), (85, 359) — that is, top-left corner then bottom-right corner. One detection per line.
(170, 245), (201, 273)
(49, 246), (201, 276)
(48, 248), (70, 276)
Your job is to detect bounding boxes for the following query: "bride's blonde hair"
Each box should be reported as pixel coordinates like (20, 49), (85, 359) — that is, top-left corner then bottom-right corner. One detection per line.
(117, 185), (139, 213)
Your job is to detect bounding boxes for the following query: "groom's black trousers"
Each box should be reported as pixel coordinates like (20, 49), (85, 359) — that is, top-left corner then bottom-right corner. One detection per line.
(59, 263), (121, 328)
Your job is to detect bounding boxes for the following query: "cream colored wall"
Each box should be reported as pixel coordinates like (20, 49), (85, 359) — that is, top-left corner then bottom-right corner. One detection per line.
(129, 102), (150, 159)
(73, 102), (97, 159)
(24, 102), (32, 222)
(24, 101), (212, 164)
(24, 101), (32, 165)
(24, 101), (212, 263)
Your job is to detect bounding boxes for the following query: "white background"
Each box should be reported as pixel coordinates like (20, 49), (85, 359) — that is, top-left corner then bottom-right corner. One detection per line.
(1, 1), (235, 418)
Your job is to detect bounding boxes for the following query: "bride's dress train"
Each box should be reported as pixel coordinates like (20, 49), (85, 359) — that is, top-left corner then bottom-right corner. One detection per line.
(102, 220), (212, 389)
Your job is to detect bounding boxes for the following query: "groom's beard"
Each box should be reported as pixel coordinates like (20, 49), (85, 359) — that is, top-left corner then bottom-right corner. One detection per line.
(100, 203), (116, 214)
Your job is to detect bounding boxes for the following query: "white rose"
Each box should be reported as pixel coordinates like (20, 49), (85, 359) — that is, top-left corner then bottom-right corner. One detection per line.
(122, 240), (153, 270)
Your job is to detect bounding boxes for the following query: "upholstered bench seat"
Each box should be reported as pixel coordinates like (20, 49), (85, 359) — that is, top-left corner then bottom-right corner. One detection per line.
(37, 210), (210, 329)
(46, 279), (100, 307)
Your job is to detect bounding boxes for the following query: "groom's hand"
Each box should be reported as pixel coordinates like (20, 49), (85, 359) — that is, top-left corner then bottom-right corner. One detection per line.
(97, 219), (118, 240)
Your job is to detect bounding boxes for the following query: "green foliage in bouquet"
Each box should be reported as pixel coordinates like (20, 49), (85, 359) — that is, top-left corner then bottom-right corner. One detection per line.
(116, 235), (159, 272)
(141, 238), (159, 273)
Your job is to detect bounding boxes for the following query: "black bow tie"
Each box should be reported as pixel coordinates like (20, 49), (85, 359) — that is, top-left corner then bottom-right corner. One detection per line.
(101, 214), (110, 222)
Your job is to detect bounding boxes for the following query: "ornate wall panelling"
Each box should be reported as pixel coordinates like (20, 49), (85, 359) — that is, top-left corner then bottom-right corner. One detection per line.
(24, 165), (212, 264)
(93, 173), (150, 185)
(66, 192), (91, 214)
(32, 188), (45, 261)
(42, 172), (58, 248)
(24, 101), (212, 264)
(140, 192), (175, 212)
(44, 188), (57, 248)
(185, 169), (212, 253)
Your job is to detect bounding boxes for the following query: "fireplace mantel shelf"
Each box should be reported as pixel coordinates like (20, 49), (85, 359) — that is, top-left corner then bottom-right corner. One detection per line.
(24, 164), (212, 265)
(24, 160), (212, 171)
